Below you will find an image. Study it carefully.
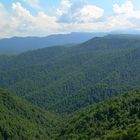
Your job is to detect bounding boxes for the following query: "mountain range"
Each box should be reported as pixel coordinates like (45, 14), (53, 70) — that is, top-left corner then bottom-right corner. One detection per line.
(0, 32), (106, 54)
(0, 34), (140, 113)
(0, 34), (140, 139)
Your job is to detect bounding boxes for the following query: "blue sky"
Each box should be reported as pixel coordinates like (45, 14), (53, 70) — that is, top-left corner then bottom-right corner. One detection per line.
(1, 0), (140, 14)
(0, 0), (140, 38)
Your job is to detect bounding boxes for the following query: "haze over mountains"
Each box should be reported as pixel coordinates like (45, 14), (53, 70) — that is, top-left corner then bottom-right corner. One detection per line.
(1, 30), (140, 54)
(0, 32), (106, 53)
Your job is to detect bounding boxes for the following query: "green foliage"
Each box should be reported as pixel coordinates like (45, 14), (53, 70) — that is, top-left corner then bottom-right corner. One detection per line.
(1, 35), (140, 139)
(58, 90), (140, 140)
(0, 89), (59, 140)
(49, 84), (119, 113)
(0, 35), (140, 113)
(100, 122), (140, 140)
(0, 89), (140, 140)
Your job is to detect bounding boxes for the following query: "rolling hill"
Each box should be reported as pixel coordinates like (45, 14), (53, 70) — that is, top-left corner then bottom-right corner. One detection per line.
(0, 34), (140, 113)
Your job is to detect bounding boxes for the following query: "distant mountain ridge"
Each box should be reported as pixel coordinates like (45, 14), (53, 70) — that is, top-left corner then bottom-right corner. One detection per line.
(0, 32), (106, 53)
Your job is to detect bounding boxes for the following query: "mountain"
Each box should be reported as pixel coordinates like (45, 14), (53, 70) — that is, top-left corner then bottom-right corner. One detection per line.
(58, 90), (140, 140)
(0, 34), (140, 113)
(0, 32), (106, 53)
(0, 89), (59, 140)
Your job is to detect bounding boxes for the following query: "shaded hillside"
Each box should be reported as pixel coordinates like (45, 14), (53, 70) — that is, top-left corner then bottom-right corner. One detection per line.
(0, 35), (140, 113)
(48, 84), (120, 113)
(0, 89), (59, 140)
(0, 32), (105, 53)
(58, 90), (140, 140)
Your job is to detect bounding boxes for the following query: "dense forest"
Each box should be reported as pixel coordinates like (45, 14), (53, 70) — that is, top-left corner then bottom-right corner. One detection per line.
(58, 90), (140, 140)
(0, 35), (140, 139)
(0, 89), (60, 140)
(0, 89), (140, 140)
(0, 35), (140, 113)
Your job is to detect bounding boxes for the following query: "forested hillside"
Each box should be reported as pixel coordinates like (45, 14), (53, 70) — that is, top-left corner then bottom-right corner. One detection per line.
(1, 88), (140, 140)
(0, 35), (140, 113)
(0, 89), (59, 140)
(58, 90), (140, 140)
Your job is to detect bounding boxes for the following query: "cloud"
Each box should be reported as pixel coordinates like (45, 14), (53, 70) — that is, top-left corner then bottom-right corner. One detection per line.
(57, 0), (135, 32)
(0, 2), (60, 38)
(113, 0), (134, 14)
(57, 0), (104, 23)
(12, 2), (60, 36)
(20, 0), (41, 10)
(0, 3), (17, 37)
(106, 15), (134, 30)
(0, 3), (8, 26)
(34, 12), (60, 34)
(12, 2), (34, 21)
(1, 0), (140, 38)
(111, 0), (140, 30)
(113, 0), (140, 18)
(73, 5), (104, 23)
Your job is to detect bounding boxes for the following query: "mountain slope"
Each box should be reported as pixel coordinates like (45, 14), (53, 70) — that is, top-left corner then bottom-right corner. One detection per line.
(48, 84), (120, 113)
(0, 35), (140, 113)
(58, 90), (140, 140)
(0, 32), (105, 53)
(0, 89), (59, 140)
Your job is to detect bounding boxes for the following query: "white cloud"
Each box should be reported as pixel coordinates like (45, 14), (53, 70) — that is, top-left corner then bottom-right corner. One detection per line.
(106, 15), (134, 30)
(57, 0), (135, 32)
(12, 2), (36, 34)
(56, 0), (71, 16)
(0, 3), (17, 37)
(1, 0), (140, 38)
(34, 12), (60, 34)
(0, 3), (7, 26)
(113, 0), (134, 14)
(113, 0), (140, 18)
(57, 0), (104, 23)
(110, 0), (140, 30)
(75, 5), (104, 23)
(0, 2), (60, 38)
(12, 2), (34, 21)
(20, 0), (41, 10)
